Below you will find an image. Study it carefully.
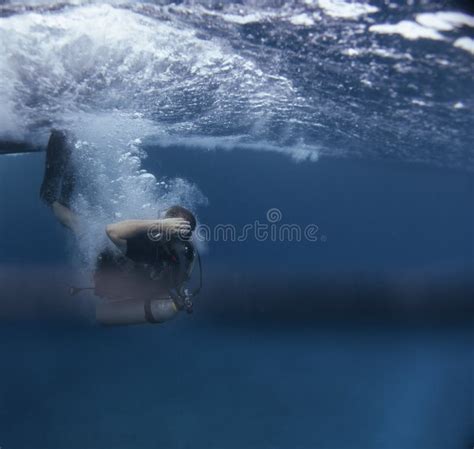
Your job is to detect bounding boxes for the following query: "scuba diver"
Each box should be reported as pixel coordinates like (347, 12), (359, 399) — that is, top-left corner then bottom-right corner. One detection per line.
(39, 130), (201, 326)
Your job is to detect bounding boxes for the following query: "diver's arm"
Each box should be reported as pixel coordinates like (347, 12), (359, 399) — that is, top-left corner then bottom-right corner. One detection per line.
(105, 218), (191, 251)
(52, 201), (80, 234)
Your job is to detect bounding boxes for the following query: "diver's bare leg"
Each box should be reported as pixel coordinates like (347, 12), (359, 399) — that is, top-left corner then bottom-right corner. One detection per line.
(52, 201), (80, 234)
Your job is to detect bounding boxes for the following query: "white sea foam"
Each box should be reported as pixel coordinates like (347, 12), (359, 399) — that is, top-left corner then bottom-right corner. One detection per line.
(415, 12), (474, 31)
(342, 48), (361, 57)
(218, 11), (278, 25)
(369, 21), (446, 40)
(289, 13), (316, 27)
(453, 37), (474, 55)
(0, 3), (296, 140)
(370, 48), (413, 60)
(411, 99), (427, 106)
(304, 0), (378, 19)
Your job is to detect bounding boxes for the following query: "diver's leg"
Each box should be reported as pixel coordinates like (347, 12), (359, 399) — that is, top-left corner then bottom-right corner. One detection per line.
(51, 201), (80, 233)
(39, 130), (74, 206)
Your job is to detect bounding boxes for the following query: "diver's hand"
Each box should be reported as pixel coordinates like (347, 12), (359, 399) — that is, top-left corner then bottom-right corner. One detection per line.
(160, 218), (191, 236)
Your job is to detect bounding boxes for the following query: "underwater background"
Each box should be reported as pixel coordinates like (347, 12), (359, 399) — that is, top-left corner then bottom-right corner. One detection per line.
(0, 0), (473, 448)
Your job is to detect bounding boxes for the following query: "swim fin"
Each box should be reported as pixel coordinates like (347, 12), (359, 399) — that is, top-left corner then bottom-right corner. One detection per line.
(40, 130), (74, 206)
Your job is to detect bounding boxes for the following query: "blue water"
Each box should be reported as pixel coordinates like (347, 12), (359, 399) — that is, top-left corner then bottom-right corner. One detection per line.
(1, 148), (473, 449)
(1, 1), (474, 448)
(0, 322), (472, 449)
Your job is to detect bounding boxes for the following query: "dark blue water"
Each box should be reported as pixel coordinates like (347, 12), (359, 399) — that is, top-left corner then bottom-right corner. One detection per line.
(0, 322), (472, 449)
(1, 150), (473, 449)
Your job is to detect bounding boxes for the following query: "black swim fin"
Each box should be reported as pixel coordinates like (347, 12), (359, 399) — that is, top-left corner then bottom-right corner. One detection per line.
(40, 130), (74, 206)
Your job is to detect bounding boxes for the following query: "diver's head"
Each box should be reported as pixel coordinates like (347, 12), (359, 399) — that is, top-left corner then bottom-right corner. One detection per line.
(165, 205), (197, 238)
